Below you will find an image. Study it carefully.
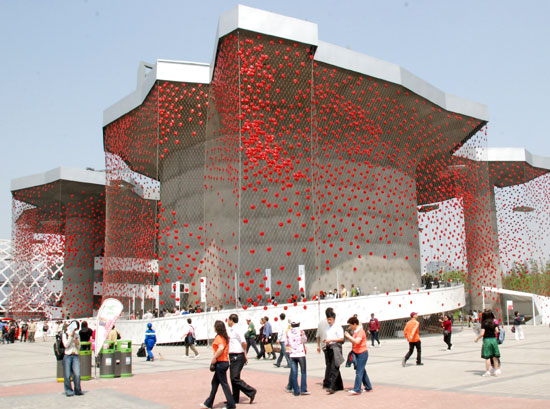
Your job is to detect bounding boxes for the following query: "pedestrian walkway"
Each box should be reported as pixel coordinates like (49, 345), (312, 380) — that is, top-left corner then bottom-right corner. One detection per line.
(0, 324), (548, 408)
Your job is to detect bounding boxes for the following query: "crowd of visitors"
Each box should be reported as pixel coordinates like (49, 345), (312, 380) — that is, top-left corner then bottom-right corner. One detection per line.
(3, 299), (523, 402)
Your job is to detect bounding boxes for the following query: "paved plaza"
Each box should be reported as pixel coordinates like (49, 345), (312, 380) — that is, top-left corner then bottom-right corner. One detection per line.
(1, 324), (549, 408)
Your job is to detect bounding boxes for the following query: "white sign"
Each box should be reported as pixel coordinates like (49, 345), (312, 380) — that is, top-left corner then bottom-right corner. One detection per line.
(95, 298), (124, 359)
(200, 279), (206, 303)
(507, 300), (514, 310)
(173, 281), (181, 305)
(298, 265), (306, 294)
(265, 269), (272, 297)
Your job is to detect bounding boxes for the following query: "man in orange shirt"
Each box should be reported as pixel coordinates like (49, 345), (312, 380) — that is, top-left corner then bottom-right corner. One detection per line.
(402, 312), (423, 366)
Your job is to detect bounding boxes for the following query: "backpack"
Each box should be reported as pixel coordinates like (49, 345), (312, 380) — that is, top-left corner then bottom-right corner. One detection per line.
(54, 332), (65, 360)
(498, 327), (505, 344)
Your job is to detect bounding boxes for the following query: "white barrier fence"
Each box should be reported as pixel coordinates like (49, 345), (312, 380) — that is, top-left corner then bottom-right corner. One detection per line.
(14, 285), (465, 346)
(115, 284), (465, 345)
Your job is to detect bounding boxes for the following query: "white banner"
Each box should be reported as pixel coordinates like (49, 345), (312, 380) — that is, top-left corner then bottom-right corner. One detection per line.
(298, 264), (306, 294)
(174, 281), (181, 307)
(200, 279), (206, 303)
(265, 268), (272, 297)
(95, 298), (124, 358)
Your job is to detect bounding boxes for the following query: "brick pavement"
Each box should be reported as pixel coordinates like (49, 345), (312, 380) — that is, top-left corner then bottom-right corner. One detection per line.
(1, 324), (549, 408)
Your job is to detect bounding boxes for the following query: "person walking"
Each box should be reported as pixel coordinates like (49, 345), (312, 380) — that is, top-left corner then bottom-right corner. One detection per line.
(317, 307), (334, 389)
(274, 313), (291, 368)
(201, 320), (236, 409)
(62, 321), (83, 397)
(244, 318), (260, 356)
(42, 322), (49, 342)
(144, 323), (157, 362)
(8, 321), (16, 343)
(183, 318), (200, 358)
(79, 321), (93, 342)
(402, 312), (423, 366)
(439, 314), (453, 350)
(20, 321), (28, 342)
(513, 311), (525, 340)
(256, 317), (267, 359)
(344, 316), (373, 395)
(368, 313), (381, 347)
(340, 284), (348, 299)
(285, 319), (310, 396)
(262, 316), (276, 360)
(108, 325), (120, 343)
(227, 314), (256, 404)
(475, 311), (501, 376)
(322, 310), (344, 394)
(28, 320), (37, 343)
(1, 322), (7, 344)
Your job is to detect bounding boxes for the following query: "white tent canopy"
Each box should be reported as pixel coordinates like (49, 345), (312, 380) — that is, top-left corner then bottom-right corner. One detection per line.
(482, 287), (550, 325)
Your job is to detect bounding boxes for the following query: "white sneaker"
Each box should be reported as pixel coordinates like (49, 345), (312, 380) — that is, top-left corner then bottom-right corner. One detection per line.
(195, 354), (200, 359)
(494, 369), (501, 376)
(482, 371), (491, 377)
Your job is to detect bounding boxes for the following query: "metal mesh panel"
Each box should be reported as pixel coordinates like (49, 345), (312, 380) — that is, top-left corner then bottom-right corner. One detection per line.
(103, 84), (159, 311)
(204, 33), (241, 309)
(156, 80), (209, 311)
(10, 180), (104, 318)
(102, 23), (550, 318)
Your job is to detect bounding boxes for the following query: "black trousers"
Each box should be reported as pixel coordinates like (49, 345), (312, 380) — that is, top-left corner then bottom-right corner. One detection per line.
(322, 349), (331, 388)
(325, 347), (343, 391)
(404, 341), (422, 364)
(229, 353), (256, 402)
(370, 330), (380, 346)
(204, 361), (235, 409)
(246, 336), (260, 356)
(443, 333), (452, 349)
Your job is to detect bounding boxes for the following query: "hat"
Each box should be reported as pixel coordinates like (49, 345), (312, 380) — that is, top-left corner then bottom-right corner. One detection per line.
(245, 318), (251, 321)
(147, 323), (152, 328)
(410, 312), (417, 318)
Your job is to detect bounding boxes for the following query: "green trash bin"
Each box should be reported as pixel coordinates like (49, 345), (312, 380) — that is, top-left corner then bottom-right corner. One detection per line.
(79, 342), (92, 380)
(56, 359), (64, 383)
(99, 341), (116, 378)
(117, 340), (133, 377)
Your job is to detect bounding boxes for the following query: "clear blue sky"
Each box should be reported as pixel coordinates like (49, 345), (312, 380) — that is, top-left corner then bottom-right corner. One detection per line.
(1, 0), (549, 240)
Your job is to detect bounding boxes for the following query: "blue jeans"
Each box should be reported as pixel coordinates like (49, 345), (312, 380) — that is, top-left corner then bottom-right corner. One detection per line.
(276, 341), (290, 366)
(353, 351), (372, 393)
(146, 345), (154, 360)
(63, 354), (82, 396)
(288, 356), (307, 396)
(370, 330), (380, 346)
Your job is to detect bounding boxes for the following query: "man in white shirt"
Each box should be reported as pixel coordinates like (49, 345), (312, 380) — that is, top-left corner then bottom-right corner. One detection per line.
(322, 310), (344, 394)
(62, 321), (83, 397)
(274, 313), (291, 368)
(228, 314), (257, 404)
(317, 307), (333, 389)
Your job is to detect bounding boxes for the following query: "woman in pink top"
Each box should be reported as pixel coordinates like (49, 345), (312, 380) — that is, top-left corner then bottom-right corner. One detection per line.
(284, 320), (310, 396)
(344, 316), (373, 395)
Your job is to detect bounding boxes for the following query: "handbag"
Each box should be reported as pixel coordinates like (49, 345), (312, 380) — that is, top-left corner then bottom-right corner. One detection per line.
(511, 326), (515, 333)
(137, 343), (146, 357)
(443, 330), (450, 336)
(264, 343), (273, 353)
